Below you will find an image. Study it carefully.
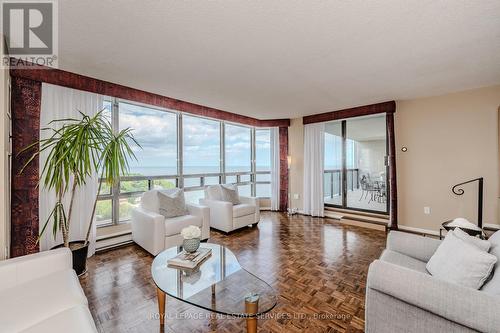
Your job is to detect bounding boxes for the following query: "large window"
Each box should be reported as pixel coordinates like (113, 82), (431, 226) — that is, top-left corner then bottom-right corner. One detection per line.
(225, 123), (251, 173)
(97, 98), (275, 226)
(183, 115), (220, 174)
(119, 102), (178, 176)
(182, 115), (221, 204)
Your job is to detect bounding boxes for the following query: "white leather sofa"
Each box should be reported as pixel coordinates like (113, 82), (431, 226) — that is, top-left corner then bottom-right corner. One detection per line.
(0, 248), (97, 333)
(131, 189), (210, 256)
(200, 185), (260, 233)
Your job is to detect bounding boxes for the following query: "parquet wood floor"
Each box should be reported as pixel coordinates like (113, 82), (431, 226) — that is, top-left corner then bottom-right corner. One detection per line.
(80, 212), (386, 333)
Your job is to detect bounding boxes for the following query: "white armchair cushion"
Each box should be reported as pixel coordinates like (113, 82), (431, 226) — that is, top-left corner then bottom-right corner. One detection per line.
(233, 204), (256, 218)
(157, 189), (188, 218)
(164, 215), (202, 237)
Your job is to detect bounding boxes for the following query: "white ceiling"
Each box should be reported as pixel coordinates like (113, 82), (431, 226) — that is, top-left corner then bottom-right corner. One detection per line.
(58, 0), (500, 119)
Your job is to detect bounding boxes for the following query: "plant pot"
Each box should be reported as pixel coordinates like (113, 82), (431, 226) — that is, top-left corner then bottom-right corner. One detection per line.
(52, 240), (89, 276)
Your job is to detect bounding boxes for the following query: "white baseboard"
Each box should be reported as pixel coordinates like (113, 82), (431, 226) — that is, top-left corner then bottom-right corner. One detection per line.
(484, 223), (500, 231)
(397, 225), (440, 237)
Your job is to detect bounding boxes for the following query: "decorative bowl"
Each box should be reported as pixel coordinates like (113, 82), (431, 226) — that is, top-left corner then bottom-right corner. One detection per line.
(183, 238), (201, 253)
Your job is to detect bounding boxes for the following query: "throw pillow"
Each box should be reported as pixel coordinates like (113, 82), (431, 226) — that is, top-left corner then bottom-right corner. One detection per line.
(220, 185), (240, 205)
(157, 189), (188, 218)
(481, 230), (500, 294)
(426, 232), (497, 289)
(453, 227), (490, 252)
(205, 185), (222, 201)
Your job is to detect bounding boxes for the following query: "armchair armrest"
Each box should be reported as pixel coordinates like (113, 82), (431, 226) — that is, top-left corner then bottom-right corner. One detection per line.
(131, 207), (165, 256)
(367, 260), (500, 332)
(239, 196), (258, 206)
(0, 248), (72, 291)
(239, 196), (260, 223)
(199, 199), (233, 233)
(187, 203), (210, 240)
(387, 231), (441, 262)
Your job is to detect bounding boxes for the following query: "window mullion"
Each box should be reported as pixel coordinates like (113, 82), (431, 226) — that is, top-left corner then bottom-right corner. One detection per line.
(251, 127), (256, 196)
(178, 113), (183, 188)
(220, 122), (225, 184)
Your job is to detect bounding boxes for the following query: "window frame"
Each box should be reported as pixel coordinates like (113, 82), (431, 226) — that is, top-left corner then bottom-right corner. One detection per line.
(96, 97), (273, 227)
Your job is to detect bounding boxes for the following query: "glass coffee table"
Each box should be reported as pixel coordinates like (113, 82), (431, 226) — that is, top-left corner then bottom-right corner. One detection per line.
(151, 243), (277, 333)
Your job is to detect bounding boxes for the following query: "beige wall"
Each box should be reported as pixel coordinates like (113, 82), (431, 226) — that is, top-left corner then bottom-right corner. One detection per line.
(289, 118), (304, 211)
(396, 85), (500, 231)
(288, 85), (500, 232)
(0, 36), (10, 260)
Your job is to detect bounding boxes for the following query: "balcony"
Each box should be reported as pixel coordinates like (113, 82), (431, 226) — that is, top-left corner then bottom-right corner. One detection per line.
(324, 168), (387, 213)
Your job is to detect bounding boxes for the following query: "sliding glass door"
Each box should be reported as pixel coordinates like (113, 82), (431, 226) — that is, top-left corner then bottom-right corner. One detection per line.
(324, 122), (343, 206)
(324, 114), (388, 214)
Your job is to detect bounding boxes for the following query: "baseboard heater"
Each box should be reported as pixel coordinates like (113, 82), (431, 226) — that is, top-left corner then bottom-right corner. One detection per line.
(95, 232), (133, 252)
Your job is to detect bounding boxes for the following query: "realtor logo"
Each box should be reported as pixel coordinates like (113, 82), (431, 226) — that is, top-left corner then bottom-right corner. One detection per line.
(1, 0), (58, 67)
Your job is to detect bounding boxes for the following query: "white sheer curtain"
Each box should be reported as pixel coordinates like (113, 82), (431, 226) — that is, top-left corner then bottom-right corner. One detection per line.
(270, 127), (280, 211)
(39, 83), (103, 256)
(303, 123), (325, 217)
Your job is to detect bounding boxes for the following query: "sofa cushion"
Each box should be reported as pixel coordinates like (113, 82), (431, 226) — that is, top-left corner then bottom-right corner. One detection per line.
(0, 269), (88, 332)
(482, 230), (500, 294)
(20, 305), (97, 333)
(164, 214), (202, 237)
(157, 189), (188, 218)
(380, 249), (428, 274)
(426, 232), (497, 289)
(233, 204), (255, 218)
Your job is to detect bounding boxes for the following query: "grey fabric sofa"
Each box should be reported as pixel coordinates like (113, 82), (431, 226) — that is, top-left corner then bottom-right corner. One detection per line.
(366, 231), (500, 333)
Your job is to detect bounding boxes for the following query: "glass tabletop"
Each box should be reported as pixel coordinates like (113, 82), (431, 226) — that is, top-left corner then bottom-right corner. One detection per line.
(151, 243), (277, 317)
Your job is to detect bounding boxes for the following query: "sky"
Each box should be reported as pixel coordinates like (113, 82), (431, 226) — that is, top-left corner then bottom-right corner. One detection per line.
(114, 102), (271, 174)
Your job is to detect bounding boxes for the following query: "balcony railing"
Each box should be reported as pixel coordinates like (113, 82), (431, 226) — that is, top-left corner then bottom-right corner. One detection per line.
(323, 168), (360, 198)
(96, 171), (271, 227)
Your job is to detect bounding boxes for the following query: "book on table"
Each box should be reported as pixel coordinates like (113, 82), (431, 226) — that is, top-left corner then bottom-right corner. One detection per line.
(167, 247), (212, 269)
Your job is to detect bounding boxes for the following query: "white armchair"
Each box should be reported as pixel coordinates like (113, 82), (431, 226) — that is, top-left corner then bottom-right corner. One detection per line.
(199, 185), (260, 233)
(131, 189), (210, 256)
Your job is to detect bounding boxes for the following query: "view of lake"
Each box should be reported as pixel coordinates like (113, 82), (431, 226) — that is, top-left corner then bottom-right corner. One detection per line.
(127, 165), (269, 176)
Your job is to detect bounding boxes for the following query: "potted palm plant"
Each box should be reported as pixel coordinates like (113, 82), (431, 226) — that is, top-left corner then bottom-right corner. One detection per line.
(20, 110), (139, 275)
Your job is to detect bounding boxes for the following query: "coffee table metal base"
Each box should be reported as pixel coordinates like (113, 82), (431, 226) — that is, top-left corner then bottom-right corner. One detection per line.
(245, 295), (259, 333)
(156, 287), (260, 332)
(157, 288), (166, 326)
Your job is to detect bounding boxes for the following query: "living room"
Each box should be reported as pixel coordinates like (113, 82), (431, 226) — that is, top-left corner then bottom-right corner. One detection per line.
(1, 1), (500, 332)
